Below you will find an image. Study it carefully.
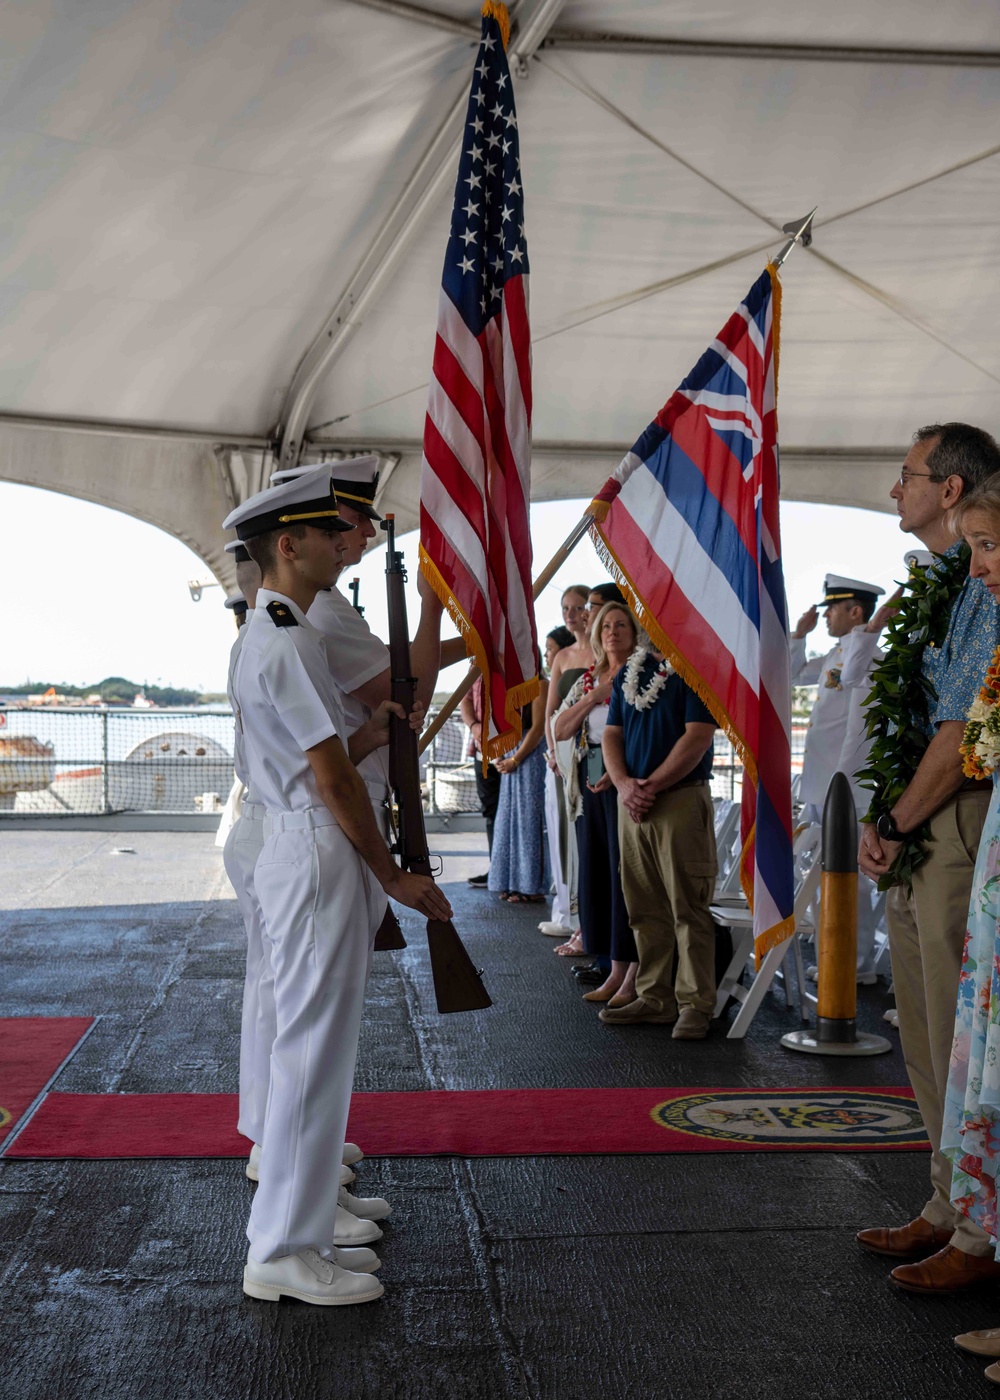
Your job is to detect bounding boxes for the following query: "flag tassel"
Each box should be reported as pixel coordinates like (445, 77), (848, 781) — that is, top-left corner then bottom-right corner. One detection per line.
(481, 1), (510, 48)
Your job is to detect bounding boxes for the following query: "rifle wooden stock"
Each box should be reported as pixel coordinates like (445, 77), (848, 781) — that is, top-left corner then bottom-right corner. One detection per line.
(383, 518), (492, 1014)
(373, 905), (406, 951)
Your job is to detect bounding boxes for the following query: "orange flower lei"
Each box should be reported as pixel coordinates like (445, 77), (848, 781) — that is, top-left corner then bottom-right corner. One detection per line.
(960, 642), (1000, 779)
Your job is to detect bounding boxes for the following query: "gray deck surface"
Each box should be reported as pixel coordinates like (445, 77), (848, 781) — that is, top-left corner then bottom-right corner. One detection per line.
(1, 830), (997, 1400)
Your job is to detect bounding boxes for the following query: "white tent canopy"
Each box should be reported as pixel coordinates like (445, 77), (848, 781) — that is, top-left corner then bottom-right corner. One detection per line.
(1, 0), (998, 584)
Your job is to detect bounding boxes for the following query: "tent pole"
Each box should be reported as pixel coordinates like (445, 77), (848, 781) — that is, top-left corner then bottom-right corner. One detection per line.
(418, 509), (594, 754)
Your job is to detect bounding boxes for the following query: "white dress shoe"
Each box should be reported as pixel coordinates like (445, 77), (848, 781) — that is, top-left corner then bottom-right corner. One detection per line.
(538, 921), (571, 937)
(333, 1204), (383, 1247)
(245, 1144), (354, 1188)
(330, 1245), (381, 1274)
(243, 1247), (383, 1306)
(338, 1184), (391, 1221)
(343, 1142), (364, 1166)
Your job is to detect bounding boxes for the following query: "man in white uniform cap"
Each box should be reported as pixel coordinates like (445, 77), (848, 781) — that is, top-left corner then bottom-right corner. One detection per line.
(225, 466), (452, 1306)
(791, 573), (888, 979)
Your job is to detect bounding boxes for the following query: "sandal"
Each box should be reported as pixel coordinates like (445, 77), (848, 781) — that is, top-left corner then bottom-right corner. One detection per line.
(506, 892), (545, 904)
(555, 933), (585, 956)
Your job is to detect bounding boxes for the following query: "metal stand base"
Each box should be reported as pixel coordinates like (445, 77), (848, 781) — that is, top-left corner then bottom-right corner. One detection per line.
(781, 1029), (892, 1056)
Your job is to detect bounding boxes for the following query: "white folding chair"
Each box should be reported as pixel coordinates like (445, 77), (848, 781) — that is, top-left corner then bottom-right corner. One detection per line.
(712, 822), (822, 1037)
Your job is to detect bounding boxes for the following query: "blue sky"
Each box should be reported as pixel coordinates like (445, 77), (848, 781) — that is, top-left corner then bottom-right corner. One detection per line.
(0, 481), (911, 694)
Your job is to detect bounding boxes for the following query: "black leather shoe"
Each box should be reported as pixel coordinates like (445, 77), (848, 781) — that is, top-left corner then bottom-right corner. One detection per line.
(572, 962), (601, 976)
(467, 873), (489, 887)
(574, 967), (605, 985)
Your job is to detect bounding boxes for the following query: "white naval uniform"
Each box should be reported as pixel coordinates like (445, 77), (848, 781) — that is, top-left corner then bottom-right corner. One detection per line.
(791, 627), (884, 972)
(233, 589), (382, 1263)
(221, 617), (273, 1147)
(307, 587), (393, 968)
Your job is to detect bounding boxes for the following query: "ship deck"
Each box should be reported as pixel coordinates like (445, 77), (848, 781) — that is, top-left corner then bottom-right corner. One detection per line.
(0, 828), (995, 1400)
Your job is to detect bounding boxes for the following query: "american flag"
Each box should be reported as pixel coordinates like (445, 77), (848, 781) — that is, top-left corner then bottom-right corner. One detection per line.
(419, 2), (538, 763)
(588, 268), (794, 960)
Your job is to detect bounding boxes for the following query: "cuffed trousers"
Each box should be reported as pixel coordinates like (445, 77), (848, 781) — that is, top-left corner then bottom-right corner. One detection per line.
(222, 805), (271, 1146)
(887, 786), (992, 1255)
(618, 784), (718, 1017)
(249, 814), (382, 1262)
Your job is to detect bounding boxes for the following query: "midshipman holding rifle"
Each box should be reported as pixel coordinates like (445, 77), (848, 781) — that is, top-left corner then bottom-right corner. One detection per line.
(224, 466), (452, 1307)
(270, 456), (467, 950)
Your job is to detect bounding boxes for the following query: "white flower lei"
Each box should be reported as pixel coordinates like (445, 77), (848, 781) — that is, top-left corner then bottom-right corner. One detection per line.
(622, 647), (674, 710)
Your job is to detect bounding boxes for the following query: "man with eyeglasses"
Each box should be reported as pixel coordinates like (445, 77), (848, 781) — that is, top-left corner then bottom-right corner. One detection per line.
(855, 423), (1000, 1295)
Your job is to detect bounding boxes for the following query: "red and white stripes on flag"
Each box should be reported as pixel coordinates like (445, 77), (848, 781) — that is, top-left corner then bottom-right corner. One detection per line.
(418, 2), (539, 763)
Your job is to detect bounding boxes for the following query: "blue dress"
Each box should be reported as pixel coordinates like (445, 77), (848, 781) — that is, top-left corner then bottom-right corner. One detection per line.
(487, 743), (550, 897)
(943, 777), (1000, 1248)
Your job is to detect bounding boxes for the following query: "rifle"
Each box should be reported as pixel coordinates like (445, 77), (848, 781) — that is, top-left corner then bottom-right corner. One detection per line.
(349, 577), (364, 617)
(382, 515), (492, 1014)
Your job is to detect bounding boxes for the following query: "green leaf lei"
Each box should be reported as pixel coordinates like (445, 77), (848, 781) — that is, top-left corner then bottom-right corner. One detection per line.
(857, 542), (971, 891)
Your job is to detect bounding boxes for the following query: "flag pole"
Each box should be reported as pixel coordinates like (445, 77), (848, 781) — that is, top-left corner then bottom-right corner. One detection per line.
(419, 208), (816, 755)
(418, 512), (593, 754)
(772, 208), (816, 268)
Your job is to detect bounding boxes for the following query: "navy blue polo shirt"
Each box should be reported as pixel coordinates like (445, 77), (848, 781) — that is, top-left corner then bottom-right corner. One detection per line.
(607, 656), (716, 782)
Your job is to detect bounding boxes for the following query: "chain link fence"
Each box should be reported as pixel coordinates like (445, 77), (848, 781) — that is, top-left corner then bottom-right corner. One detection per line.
(0, 703), (810, 818)
(0, 708), (235, 816)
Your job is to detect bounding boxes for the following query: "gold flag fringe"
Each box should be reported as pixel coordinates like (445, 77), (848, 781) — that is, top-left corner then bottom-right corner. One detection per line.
(481, 1), (510, 49)
(418, 545), (539, 772)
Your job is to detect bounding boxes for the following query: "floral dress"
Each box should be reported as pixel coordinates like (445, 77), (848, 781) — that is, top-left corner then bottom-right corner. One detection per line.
(943, 777), (1000, 1248)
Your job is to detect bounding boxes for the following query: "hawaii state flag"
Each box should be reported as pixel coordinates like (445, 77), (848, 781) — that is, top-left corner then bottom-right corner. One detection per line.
(418, 2), (538, 763)
(588, 267), (794, 960)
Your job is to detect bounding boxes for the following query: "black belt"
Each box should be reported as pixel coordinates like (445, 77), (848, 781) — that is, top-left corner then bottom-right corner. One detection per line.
(960, 777), (993, 793)
(667, 777), (708, 793)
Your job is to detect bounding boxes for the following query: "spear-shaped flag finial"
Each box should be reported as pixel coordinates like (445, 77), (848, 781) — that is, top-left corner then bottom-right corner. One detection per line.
(773, 208), (817, 268)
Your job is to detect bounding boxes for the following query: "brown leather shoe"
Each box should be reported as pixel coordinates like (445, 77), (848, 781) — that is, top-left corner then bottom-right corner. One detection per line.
(856, 1217), (952, 1259)
(891, 1245), (1000, 1293)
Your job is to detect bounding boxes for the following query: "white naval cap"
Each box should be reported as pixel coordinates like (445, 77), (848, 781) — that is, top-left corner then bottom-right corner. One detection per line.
(222, 463), (353, 541)
(904, 550), (934, 570)
(224, 539), (253, 564)
(270, 454), (381, 521)
(224, 592), (248, 613)
(816, 574), (885, 608)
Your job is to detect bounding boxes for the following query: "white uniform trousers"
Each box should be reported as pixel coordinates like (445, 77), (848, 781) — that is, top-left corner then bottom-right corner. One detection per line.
(249, 809), (382, 1262)
(222, 803), (272, 1146)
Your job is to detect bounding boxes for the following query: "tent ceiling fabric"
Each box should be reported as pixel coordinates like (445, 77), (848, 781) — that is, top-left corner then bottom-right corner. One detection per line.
(0, 0), (997, 566)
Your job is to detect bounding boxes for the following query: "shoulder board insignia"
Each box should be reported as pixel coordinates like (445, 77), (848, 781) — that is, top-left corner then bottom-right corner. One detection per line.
(266, 601), (299, 628)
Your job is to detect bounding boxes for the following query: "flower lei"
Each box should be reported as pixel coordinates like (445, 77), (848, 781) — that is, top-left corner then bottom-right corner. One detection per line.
(581, 667), (608, 703)
(858, 542), (971, 890)
(960, 643), (1000, 779)
(622, 647), (674, 710)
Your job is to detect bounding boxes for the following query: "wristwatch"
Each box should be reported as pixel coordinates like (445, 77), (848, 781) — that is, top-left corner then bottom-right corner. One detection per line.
(876, 812), (908, 844)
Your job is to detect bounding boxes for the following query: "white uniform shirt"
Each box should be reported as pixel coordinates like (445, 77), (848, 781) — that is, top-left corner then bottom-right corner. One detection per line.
(233, 589), (347, 815)
(791, 628), (882, 811)
(226, 619), (263, 805)
(307, 585), (391, 791)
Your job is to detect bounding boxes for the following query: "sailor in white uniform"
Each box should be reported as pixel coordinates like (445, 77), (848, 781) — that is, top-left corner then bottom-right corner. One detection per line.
(224, 467), (452, 1307)
(791, 573), (887, 979)
(220, 544), (272, 1164)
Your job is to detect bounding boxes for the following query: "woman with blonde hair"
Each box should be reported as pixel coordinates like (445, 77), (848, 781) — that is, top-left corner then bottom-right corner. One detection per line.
(553, 601), (640, 1004)
(544, 585), (594, 954)
(940, 477), (1000, 1381)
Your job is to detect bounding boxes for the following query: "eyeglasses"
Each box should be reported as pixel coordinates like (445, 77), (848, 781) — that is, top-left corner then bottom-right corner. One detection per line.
(897, 469), (936, 487)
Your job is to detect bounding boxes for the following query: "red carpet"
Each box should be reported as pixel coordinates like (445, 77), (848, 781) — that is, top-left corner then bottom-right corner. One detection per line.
(0, 1017), (95, 1148)
(6, 1085), (927, 1158)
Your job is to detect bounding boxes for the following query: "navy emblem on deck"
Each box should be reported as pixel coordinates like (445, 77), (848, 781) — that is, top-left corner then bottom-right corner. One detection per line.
(650, 1090), (927, 1147)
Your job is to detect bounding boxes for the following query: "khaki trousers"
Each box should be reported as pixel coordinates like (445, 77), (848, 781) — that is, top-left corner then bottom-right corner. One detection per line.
(887, 786), (991, 1254)
(618, 784), (718, 1016)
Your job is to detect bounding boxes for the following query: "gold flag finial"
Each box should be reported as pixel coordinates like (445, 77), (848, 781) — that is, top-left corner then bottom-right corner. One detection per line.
(481, 2), (510, 49)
